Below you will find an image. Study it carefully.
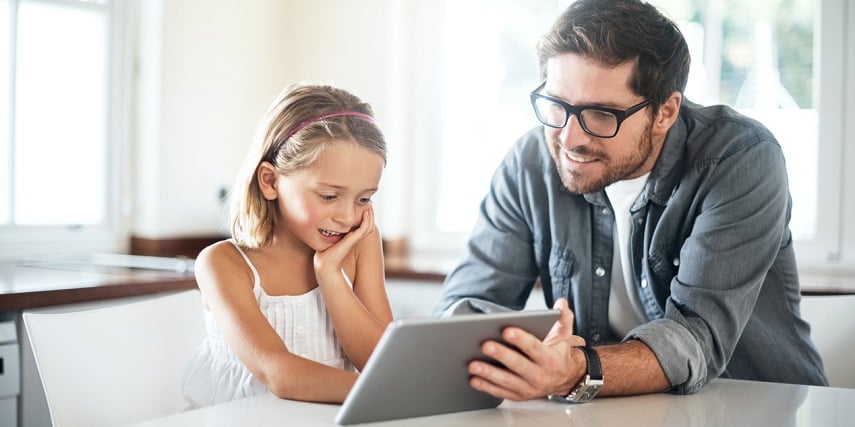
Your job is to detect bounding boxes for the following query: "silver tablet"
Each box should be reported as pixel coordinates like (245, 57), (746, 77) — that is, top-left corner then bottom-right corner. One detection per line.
(335, 309), (560, 425)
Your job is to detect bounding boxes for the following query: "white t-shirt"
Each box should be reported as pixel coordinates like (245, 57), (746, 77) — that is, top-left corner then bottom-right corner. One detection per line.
(604, 173), (650, 338)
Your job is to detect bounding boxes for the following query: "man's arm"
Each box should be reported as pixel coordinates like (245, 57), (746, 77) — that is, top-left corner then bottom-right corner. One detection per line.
(467, 301), (669, 401)
(595, 340), (670, 396)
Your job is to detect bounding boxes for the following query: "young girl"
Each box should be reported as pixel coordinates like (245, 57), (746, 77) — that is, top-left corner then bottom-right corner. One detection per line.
(183, 83), (393, 407)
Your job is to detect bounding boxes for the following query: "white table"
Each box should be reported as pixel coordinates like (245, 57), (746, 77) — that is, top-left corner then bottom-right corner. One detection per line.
(131, 378), (855, 426)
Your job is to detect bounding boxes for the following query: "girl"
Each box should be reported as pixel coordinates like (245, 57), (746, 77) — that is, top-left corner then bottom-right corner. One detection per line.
(183, 83), (393, 407)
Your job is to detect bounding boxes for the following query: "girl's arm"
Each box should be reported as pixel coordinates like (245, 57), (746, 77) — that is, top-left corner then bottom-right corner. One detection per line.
(313, 207), (394, 370)
(195, 241), (359, 403)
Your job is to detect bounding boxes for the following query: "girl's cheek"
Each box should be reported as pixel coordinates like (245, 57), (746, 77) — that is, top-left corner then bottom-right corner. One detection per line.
(282, 197), (318, 224)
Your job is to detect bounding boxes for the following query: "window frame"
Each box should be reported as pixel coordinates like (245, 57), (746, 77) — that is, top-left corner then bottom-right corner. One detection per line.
(792, 0), (846, 270)
(0, 0), (132, 260)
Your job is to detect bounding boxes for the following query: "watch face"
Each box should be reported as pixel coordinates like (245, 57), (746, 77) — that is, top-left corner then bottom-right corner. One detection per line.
(548, 377), (604, 403)
(569, 382), (603, 402)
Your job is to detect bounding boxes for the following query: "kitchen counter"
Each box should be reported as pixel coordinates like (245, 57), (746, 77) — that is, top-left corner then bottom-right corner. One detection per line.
(0, 257), (197, 312)
(0, 248), (459, 313)
(3, 252), (855, 313)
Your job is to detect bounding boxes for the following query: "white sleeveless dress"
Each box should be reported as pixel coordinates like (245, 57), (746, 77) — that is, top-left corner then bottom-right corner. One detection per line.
(182, 241), (355, 407)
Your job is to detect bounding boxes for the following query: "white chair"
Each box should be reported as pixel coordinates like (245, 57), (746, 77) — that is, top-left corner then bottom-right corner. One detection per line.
(23, 289), (206, 427)
(799, 294), (855, 388)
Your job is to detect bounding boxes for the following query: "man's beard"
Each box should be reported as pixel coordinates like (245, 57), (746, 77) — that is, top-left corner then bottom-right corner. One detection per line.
(550, 122), (655, 194)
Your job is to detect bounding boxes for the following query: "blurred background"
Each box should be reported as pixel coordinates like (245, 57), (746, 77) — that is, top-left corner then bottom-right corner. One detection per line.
(1, 0), (853, 272)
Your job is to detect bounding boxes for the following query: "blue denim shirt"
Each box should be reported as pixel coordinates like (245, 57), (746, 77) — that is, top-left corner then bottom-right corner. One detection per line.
(433, 101), (828, 393)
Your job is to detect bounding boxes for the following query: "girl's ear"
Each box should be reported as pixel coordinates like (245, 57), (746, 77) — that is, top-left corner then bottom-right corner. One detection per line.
(257, 161), (279, 201)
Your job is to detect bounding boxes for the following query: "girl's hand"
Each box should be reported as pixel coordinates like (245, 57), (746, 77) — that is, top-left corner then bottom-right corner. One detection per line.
(313, 205), (376, 285)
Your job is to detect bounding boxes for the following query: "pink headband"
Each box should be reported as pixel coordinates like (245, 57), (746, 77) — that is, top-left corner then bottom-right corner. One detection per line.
(267, 111), (376, 161)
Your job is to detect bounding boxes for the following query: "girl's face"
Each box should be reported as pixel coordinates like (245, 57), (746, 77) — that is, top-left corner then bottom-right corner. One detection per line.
(272, 141), (384, 251)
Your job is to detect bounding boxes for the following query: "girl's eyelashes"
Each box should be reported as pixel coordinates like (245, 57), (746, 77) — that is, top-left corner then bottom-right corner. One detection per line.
(317, 192), (374, 204)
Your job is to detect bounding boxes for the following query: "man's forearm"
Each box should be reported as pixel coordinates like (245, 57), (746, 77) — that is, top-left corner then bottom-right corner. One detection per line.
(596, 339), (671, 396)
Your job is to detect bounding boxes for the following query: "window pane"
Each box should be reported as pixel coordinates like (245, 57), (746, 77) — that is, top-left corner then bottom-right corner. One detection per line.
(436, 0), (560, 232)
(14, 1), (108, 225)
(652, 0), (817, 240)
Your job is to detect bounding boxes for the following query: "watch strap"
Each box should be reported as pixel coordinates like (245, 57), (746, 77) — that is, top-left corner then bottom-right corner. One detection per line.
(548, 345), (603, 403)
(580, 346), (603, 381)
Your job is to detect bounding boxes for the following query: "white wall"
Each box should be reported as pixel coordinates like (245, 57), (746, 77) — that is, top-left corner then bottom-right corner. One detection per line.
(132, 0), (401, 239)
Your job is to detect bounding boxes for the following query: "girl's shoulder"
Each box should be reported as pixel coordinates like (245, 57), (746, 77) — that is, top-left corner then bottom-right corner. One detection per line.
(194, 240), (255, 290)
(196, 239), (243, 266)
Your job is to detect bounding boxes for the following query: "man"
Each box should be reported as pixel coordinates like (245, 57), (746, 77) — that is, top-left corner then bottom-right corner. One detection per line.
(432, 0), (827, 402)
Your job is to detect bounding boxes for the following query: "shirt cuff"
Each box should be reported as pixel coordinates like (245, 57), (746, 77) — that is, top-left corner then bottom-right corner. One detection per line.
(625, 318), (708, 394)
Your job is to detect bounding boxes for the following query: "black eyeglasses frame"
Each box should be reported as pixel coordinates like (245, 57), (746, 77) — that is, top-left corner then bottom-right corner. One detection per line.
(529, 81), (653, 138)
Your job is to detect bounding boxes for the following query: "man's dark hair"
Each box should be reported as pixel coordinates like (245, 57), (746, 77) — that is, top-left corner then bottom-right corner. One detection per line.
(537, 0), (691, 108)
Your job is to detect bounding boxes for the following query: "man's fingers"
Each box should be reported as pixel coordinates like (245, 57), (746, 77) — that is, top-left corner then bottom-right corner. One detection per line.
(554, 298), (574, 328)
(468, 360), (530, 401)
(544, 298), (576, 345)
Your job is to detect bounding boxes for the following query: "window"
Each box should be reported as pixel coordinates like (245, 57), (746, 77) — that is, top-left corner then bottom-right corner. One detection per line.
(649, 0), (845, 268)
(653, 0), (818, 239)
(405, 0), (564, 252)
(433, 1), (560, 233)
(398, 0), (852, 270)
(0, 0), (128, 259)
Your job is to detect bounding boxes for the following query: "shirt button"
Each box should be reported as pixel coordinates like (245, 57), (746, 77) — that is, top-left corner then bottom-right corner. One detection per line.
(296, 326), (306, 335)
(595, 267), (606, 277)
(672, 258), (680, 267)
(296, 299), (305, 307)
(641, 278), (648, 288)
(591, 333), (601, 343)
(636, 217), (643, 225)
(601, 207), (610, 216)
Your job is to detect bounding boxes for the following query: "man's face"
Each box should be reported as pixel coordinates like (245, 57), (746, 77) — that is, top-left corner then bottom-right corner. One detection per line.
(543, 53), (662, 194)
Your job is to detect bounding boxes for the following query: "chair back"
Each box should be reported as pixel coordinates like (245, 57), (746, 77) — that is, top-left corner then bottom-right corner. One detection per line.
(800, 294), (855, 388)
(23, 289), (206, 427)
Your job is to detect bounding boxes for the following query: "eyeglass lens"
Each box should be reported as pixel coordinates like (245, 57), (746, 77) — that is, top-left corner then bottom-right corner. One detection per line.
(533, 97), (619, 137)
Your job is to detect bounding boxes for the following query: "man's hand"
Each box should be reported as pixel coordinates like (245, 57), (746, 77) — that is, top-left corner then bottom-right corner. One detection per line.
(544, 298), (584, 346)
(467, 298), (587, 401)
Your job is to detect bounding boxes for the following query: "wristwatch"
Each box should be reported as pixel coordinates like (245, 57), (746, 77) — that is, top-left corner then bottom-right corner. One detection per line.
(548, 346), (603, 403)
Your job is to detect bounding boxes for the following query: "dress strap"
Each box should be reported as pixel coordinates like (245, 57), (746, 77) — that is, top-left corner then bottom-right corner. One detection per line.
(228, 239), (261, 288)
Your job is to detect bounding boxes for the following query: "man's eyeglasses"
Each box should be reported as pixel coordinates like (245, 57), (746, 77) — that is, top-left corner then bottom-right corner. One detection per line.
(530, 82), (652, 138)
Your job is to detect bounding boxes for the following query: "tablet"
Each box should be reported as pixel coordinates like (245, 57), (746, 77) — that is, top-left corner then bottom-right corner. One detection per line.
(335, 309), (560, 425)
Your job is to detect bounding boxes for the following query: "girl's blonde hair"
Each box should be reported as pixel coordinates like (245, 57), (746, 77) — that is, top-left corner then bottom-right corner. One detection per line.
(229, 83), (387, 248)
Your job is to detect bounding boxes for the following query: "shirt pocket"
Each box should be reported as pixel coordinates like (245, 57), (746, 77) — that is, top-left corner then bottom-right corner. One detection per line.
(545, 245), (575, 305)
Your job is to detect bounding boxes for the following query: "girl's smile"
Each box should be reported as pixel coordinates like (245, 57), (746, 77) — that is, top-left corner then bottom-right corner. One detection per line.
(319, 228), (348, 243)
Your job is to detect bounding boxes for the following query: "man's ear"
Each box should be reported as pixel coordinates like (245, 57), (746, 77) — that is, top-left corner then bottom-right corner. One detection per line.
(257, 161), (279, 201)
(652, 91), (682, 137)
